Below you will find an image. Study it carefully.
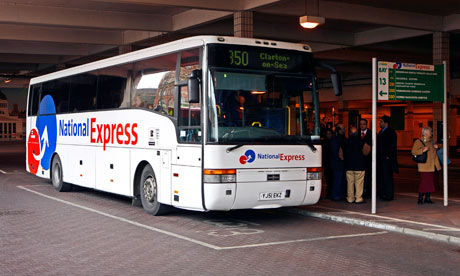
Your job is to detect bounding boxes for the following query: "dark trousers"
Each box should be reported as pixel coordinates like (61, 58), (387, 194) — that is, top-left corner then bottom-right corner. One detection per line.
(377, 158), (394, 200)
(324, 165), (333, 198)
(331, 161), (346, 200)
(363, 160), (372, 197)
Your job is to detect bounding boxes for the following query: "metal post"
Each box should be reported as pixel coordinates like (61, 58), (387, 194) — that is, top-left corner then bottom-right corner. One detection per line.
(372, 58), (377, 214)
(443, 61), (448, 206)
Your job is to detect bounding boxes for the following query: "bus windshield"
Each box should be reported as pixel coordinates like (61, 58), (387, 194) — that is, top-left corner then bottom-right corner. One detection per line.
(208, 70), (319, 144)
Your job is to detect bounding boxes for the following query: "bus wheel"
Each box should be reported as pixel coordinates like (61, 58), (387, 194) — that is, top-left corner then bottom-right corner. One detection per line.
(140, 165), (168, 216)
(51, 155), (72, 192)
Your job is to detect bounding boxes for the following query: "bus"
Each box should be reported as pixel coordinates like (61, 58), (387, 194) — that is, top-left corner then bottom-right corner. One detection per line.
(26, 36), (340, 215)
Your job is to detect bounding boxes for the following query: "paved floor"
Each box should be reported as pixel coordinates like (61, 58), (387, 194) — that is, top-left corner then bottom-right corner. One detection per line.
(1, 142), (460, 275)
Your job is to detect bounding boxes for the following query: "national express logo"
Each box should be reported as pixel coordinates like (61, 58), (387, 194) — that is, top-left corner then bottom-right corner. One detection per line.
(239, 149), (306, 165)
(28, 95), (57, 175)
(27, 96), (139, 175)
(239, 150), (256, 164)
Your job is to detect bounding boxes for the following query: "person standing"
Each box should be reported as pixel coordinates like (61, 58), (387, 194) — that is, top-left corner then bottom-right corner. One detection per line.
(344, 127), (366, 204)
(330, 124), (346, 201)
(411, 126), (441, 204)
(377, 115), (398, 201)
(359, 119), (372, 198)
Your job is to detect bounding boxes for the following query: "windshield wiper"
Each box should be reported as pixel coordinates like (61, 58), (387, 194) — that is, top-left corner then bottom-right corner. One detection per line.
(306, 142), (317, 152)
(226, 144), (245, 153)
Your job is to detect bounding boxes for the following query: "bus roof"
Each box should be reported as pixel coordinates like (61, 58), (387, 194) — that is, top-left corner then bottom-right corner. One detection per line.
(30, 36), (312, 85)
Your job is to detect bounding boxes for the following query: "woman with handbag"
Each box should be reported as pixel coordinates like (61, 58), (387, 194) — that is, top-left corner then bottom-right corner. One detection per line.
(411, 126), (441, 204)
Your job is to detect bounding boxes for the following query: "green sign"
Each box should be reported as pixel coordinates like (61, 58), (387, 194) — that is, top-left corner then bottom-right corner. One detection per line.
(378, 62), (444, 102)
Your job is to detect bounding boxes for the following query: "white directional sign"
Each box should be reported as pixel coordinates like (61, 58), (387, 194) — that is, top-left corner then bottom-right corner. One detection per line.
(378, 61), (389, 100)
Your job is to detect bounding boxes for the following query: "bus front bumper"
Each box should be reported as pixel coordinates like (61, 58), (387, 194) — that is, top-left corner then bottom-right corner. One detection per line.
(203, 180), (321, 211)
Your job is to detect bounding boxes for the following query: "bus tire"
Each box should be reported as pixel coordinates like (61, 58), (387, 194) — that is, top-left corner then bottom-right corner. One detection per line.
(139, 165), (168, 216)
(51, 155), (72, 192)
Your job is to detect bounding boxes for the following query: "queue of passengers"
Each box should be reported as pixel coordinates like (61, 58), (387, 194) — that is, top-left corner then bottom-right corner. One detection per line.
(322, 116), (398, 204)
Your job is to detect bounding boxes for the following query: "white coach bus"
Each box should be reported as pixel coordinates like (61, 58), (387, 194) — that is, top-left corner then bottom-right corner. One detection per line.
(26, 36), (341, 215)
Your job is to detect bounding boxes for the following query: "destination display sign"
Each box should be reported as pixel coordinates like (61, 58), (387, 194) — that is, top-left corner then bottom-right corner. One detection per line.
(207, 44), (314, 74)
(378, 61), (444, 102)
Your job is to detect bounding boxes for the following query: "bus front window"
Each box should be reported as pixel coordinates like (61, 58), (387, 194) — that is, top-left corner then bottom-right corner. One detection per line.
(208, 71), (319, 144)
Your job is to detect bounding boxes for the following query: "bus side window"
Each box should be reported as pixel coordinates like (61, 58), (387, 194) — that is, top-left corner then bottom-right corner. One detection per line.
(131, 52), (177, 115)
(68, 73), (98, 112)
(97, 75), (127, 109)
(28, 84), (41, 116)
(37, 78), (71, 115)
(178, 86), (201, 143)
(96, 63), (132, 109)
(177, 48), (201, 143)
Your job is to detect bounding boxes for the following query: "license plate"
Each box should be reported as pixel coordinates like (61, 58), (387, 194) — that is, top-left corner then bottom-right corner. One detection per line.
(259, 192), (285, 201)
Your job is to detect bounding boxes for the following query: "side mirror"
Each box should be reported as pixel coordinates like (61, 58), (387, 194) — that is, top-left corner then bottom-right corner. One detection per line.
(331, 72), (342, 96)
(188, 69), (201, 103)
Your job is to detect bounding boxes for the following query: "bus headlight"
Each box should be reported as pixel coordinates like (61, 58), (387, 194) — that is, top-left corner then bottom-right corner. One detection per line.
(307, 167), (322, 180)
(204, 169), (236, 183)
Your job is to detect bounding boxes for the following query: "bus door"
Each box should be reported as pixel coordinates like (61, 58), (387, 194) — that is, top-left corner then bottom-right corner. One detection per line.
(171, 85), (203, 210)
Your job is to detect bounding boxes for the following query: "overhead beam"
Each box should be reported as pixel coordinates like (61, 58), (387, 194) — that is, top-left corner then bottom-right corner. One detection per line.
(320, 1), (442, 31)
(443, 14), (460, 32)
(88, 0), (282, 11)
(122, 31), (164, 45)
(307, 42), (345, 53)
(240, 0), (283, 10)
(314, 49), (432, 64)
(116, 10), (233, 46)
(0, 54), (79, 64)
(172, 9), (233, 31)
(255, 20), (354, 46)
(354, 27), (431, 47)
(0, 24), (123, 45)
(0, 2), (172, 31)
(258, 0), (443, 31)
(0, 40), (114, 56)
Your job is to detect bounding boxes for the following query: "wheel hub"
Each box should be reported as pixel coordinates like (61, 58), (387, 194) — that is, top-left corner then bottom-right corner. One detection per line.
(143, 177), (156, 203)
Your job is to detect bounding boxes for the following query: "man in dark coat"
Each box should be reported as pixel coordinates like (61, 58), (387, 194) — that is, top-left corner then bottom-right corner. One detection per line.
(377, 115), (398, 201)
(359, 119), (372, 198)
(329, 124), (346, 201)
(345, 127), (366, 203)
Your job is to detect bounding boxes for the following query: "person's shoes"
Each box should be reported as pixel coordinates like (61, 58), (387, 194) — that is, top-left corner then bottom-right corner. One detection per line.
(418, 193), (424, 205)
(346, 200), (355, 204)
(355, 201), (366, 204)
(424, 193), (434, 204)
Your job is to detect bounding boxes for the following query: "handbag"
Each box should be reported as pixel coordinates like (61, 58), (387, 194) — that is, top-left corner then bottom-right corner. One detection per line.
(436, 148), (451, 166)
(412, 139), (427, 163)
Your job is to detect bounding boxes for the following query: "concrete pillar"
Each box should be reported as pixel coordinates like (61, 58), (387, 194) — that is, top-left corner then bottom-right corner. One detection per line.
(234, 11), (253, 38)
(432, 32), (451, 144)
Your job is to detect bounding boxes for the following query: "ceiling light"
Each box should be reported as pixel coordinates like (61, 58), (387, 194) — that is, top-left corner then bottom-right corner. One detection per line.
(4, 79), (11, 83)
(299, 16), (325, 29)
(251, 90), (266, 95)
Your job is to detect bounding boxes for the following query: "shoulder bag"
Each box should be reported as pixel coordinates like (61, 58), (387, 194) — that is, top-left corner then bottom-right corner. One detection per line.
(412, 139), (427, 163)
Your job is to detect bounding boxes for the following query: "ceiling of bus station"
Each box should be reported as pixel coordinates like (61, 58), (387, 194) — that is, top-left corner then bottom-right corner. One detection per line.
(2, 0), (460, 88)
